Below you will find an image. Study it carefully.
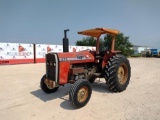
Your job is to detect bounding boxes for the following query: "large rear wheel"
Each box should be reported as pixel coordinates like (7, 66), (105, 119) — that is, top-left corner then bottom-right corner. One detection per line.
(104, 54), (131, 92)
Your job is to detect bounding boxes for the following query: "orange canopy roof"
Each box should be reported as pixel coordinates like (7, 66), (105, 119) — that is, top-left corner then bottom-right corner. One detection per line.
(78, 28), (119, 37)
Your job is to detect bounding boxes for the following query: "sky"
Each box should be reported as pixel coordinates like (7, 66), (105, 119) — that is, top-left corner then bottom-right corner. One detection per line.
(0, 0), (160, 48)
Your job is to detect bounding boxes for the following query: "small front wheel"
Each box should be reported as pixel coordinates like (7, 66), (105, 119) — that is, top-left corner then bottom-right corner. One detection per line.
(69, 79), (92, 108)
(40, 75), (59, 93)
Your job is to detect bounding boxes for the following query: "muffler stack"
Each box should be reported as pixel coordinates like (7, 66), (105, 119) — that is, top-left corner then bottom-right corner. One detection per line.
(63, 29), (69, 52)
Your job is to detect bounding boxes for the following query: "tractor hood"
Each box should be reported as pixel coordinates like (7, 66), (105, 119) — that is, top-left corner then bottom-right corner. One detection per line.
(78, 28), (119, 38)
(57, 50), (95, 64)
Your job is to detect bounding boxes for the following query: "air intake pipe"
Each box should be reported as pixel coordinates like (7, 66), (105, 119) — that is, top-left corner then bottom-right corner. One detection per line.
(63, 29), (69, 52)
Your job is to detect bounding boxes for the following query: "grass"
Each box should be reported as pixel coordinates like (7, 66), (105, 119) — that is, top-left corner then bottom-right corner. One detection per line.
(131, 54), (141, 57)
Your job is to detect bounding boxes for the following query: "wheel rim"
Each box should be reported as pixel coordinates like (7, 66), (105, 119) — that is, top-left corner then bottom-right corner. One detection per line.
(46, 84), (53, 89)
(118, 63), (128, 85)
(44, 79), (54, 89)
(77, 86), (89, 103)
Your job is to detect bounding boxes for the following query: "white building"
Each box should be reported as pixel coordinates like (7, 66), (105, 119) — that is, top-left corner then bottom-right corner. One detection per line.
(132, 45), (151, 54)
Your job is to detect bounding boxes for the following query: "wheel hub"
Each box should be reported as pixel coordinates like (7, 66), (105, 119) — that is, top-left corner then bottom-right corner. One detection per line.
(44, 78), (55, 89)
(77, 86), (88, 103)
(118, 63), (128, 85)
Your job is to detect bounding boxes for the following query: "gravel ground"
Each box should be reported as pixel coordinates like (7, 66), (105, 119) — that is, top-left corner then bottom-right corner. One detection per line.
(0, 58), (160, 120)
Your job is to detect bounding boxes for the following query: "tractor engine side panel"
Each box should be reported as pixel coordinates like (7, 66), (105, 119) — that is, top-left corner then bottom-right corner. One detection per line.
(57, 50), (95, 85)
(59, 61), (70, 84)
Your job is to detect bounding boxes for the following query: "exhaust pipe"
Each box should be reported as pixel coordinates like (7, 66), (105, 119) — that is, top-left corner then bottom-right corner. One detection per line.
(63, 29), (69, 52)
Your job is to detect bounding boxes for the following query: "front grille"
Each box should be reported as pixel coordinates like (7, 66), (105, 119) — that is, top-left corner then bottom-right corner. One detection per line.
(46, 53), (57, 80)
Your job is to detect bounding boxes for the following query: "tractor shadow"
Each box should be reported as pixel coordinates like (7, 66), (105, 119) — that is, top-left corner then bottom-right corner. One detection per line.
(30, 79), (112, 110)
(91, 79), (113, 93)
(30, 84), (75, 110)
(30, 84), (71, 102)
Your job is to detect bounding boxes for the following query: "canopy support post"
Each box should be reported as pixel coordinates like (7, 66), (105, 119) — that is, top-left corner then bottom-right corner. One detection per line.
(96, 37), (100, 55)
(111, 35), (116, 51)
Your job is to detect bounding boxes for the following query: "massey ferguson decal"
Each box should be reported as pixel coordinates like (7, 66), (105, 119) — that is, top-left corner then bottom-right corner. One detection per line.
(59, 55), (91, 61)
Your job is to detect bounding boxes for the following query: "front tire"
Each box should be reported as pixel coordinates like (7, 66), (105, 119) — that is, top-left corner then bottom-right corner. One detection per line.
(40, 75), (59, 93)
(104, 54), (131, 92)
(69, 79), (92, 108)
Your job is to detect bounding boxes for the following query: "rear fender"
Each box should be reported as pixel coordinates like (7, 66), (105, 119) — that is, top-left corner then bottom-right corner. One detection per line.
(102, 51), (118, 68)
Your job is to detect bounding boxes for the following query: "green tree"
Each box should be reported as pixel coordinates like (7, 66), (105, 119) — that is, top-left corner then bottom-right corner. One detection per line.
(76, 37), (104, 51)
(76, 33), (133, 56)
(104, 33), (134, 56)
(76, 37), (96, 46)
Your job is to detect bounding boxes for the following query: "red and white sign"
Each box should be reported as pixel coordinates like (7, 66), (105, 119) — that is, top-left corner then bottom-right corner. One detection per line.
(0, 42), (96, 64)
(47, 45), (63, 53)
(0, 43), (34, 64)
(35, 44), (64, 62)
(35, 44), (47, 63)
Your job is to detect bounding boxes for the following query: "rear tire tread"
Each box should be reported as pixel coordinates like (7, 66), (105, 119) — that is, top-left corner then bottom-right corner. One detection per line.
(104, 54), (131, 92)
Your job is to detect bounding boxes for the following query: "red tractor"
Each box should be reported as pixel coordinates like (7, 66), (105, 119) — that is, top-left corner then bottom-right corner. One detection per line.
(40, 28), (131, 108)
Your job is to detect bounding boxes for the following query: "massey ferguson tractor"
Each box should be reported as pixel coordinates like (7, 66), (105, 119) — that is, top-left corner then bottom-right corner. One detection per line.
(40, 28), (131, 108)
